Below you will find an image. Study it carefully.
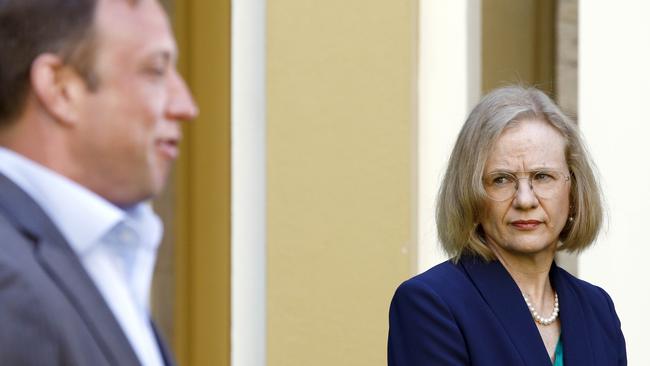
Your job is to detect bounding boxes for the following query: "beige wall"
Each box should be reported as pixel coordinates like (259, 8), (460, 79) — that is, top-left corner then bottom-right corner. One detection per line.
(151, 1), (564, 365)
(163, 0), (232, 365)
(482, 0), (555, 94)
(151, 0), (184, 344)
(556, 0), (578, 117)
(267, 0), (417, 364)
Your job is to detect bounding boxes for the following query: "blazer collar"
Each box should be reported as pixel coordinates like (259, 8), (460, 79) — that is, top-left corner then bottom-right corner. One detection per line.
(0, 173), (141, 366)
(550, 264), (596, 365)
(460, 255), (597, 366)
(460, 255), (552, 366)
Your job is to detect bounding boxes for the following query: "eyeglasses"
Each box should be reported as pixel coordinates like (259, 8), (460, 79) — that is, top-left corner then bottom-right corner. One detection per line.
(483, 169), (570, 201)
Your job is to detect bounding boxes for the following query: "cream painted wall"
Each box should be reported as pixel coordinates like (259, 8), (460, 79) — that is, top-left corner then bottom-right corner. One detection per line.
(417, 0), (481, 273)
(267, 1), (417, 365)
(578, 1), (650, 363)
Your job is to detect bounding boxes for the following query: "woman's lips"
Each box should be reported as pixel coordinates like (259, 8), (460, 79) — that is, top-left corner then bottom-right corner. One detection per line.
(510, 220), (542, 230)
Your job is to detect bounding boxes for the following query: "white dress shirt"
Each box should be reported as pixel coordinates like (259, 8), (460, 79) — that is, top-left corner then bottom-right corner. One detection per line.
(0, 147), (165, 366)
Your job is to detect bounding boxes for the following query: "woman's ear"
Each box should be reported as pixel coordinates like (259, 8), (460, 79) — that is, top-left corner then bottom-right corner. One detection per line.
(30, 53), (88, 127)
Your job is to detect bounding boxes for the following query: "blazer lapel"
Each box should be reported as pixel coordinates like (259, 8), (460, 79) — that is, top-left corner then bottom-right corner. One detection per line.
(0, 174), (141, 366)
(460, 256), (552, 366)
(550, 264), (596, 365)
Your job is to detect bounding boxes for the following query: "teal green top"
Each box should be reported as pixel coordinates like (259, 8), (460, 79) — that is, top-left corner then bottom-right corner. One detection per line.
(553, 338), (564, 366)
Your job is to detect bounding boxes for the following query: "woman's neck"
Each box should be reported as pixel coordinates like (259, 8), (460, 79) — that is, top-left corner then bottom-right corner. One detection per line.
(488, 242), (556, 304)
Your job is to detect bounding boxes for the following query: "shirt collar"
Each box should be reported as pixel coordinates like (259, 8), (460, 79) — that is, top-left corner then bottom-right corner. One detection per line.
(0, 147), (161, 254)
(122, 203), (163, 251)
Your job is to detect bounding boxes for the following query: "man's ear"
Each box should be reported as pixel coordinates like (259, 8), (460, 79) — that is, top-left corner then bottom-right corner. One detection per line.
(30, 54), (89, 126)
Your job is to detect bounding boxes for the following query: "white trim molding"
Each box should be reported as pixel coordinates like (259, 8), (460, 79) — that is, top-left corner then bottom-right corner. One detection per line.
(231, 0), (266, 364)
(417, 0), (481, 273)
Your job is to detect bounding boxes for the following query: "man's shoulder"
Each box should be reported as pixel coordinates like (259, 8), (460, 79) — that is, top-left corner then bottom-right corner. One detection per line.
(0, 211), (55, 320)
(0, 210), (50, 292)
(0, 210), (34, 261)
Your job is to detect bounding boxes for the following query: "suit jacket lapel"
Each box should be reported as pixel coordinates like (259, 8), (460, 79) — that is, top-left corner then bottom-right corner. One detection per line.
(0, 173), (141, 366)
(550, 264), (596, 365)
(460, 255), (552, 366)
(151, 320), (176, 366)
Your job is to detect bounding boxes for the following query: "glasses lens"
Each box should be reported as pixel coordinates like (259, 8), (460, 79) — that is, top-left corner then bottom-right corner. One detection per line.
(531, 170), (563, 198)
(484, 172), (517, 201)
(484, 170), (567, 201)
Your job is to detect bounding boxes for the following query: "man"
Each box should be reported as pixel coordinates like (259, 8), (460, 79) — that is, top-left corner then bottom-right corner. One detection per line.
(0, 0), (197, 364)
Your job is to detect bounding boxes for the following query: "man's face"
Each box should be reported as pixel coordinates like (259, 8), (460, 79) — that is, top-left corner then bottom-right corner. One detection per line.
(72, 0), (197, 207)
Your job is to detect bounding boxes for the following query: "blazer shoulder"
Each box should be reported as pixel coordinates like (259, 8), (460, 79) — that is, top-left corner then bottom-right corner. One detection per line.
(555, 265), (627, 364)
(396, 260), (466, 292)
(555, 265), (623, 330)
(391, 259), (473, 310)
(555, 266), (614, 305)
(388, 260), (472, 365)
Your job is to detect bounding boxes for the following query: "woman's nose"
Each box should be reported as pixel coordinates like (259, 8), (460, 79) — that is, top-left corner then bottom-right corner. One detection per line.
(513, 178), (539, 209)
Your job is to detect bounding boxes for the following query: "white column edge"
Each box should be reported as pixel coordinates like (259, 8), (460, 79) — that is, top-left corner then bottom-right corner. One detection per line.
(231, 0), (267, 365)
(417, 0), (481, 273)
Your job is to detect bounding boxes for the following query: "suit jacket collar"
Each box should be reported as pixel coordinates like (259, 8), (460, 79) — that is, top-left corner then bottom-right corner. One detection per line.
(0, 173), (142, 366)
(460, 256), (550, 365)
(460, 255), (595, 366)
(151, 320), (177, 366)
(550, 263), (597, 365)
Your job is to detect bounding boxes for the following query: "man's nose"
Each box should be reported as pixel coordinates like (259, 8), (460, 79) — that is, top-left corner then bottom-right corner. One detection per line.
(167, 70), (199, 121)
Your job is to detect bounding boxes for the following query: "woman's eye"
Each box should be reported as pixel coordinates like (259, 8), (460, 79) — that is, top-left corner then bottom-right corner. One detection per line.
(534, 172), (553, 182)
(492, 175), (512, 185)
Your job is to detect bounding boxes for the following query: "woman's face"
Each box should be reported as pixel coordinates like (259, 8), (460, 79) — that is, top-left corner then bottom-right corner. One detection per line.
(479, 119), (571, 259)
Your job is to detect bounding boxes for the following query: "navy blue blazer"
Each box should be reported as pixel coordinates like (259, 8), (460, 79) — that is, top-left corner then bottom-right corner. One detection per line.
(388, 255), (626, 365)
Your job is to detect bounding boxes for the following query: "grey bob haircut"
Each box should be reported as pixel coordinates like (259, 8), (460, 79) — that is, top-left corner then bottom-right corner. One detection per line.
(436, 85), (603, 261)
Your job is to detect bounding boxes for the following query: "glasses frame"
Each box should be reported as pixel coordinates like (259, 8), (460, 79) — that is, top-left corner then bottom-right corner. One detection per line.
(483, 169), (571, 202)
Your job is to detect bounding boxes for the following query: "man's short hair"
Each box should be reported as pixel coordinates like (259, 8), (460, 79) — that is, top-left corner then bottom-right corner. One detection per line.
(0, 0), (99, 126)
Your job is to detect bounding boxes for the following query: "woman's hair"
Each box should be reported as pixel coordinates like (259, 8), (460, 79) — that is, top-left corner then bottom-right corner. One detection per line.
(436, 85), (603, 261)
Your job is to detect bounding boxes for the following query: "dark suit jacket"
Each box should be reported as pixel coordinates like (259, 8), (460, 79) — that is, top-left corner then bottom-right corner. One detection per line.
(388, 255), (626, 365)
(0, 173), (174, 365)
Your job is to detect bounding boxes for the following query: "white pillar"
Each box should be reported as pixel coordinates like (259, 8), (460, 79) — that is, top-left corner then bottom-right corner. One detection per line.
(231, 0), (266, 364)
(578, 1), (650, 363)
(417, 0), (481, 273)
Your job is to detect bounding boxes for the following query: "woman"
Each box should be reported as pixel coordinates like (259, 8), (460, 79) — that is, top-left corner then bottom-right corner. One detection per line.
(388, 86), (626, 365)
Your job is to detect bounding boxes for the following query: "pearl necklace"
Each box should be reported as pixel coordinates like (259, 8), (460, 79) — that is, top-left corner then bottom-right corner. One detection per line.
(522, 292), (559, 326)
